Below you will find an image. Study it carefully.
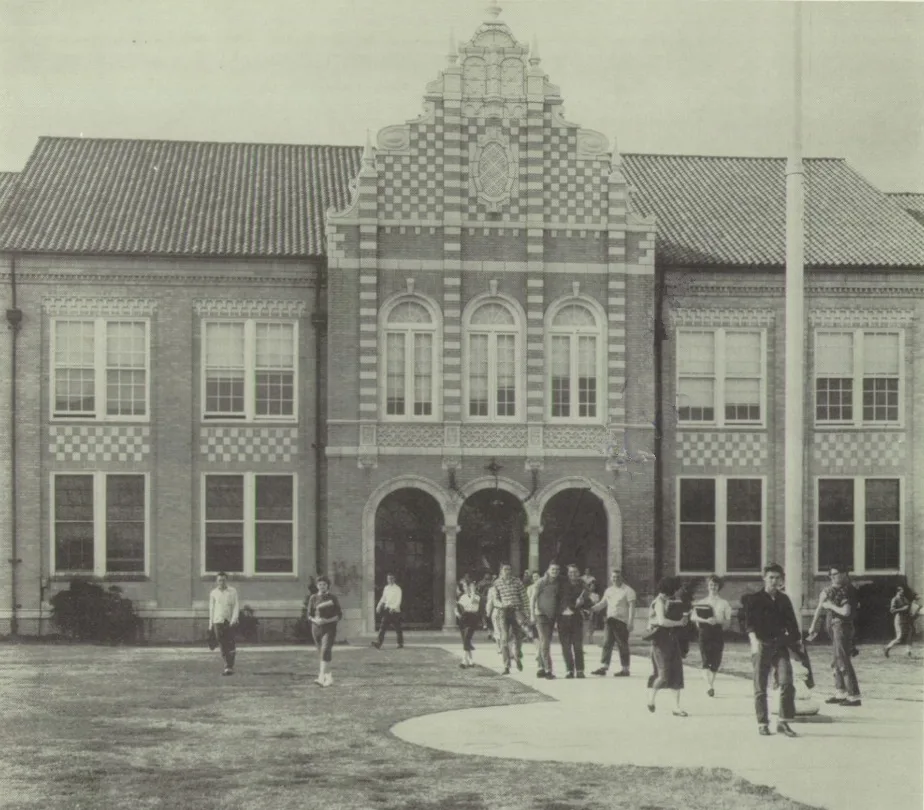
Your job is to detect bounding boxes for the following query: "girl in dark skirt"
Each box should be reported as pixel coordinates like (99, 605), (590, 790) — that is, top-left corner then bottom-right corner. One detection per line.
(307, 575), (342, 687)
(456, 579), (481, 668)
(646, 577), (690, 716)
(690, 574), (733, 697)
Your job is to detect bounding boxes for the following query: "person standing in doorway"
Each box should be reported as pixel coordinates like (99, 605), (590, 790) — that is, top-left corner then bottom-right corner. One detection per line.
(307, 575), (343, 687)
(745, 564), (800, 737)
(372, 573), (404, 650)
(209, 571), (240, 676)
(591, 569), (637, 678)
(807, 565), (861, 707)
(558, 564), (595, 678)
(531, 562), (561, 679)
(690, 574), (733, 697)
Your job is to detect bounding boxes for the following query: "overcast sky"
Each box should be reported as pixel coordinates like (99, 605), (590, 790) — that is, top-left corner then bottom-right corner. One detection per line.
(1, 0), (921, 192)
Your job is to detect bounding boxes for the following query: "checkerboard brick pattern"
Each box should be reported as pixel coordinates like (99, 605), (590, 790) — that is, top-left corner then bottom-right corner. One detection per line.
(49, 425), (151, 463)
(813, 432), (905, 469)
(677, 432), (768, 468)
(543, 119), (607, 225)
(379, 111), (445, 220)
(200, 427), (298, 464)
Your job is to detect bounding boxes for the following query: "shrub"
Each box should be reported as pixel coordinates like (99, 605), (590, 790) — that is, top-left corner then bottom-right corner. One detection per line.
(49, 580), (140, 644)
(238, 605), (259, 642)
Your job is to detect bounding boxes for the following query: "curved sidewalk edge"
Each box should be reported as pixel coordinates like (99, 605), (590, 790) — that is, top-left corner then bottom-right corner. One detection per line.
(391, 644), (923, 810)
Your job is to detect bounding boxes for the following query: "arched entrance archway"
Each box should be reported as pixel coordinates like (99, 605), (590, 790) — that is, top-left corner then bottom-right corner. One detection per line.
(373, 488), (444, 628)
(457, 488), (527, 580)
(538, 486), (610, 587)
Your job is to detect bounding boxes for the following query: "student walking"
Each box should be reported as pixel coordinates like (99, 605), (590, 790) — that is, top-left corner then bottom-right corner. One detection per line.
(745, 564), (800, 737)
(885, 585), (918, 657)
(690, 574), (733, 696)
(456, 580), (481, 668)
(645, 577), (689, 716)
(372, 573), (404, 649)
(525, 571), (541, 641)
(208, 572), (240, 676)
(591, 569), (637, 677)
(492, 563), (530, 674)
(531, 563), (561, 679)
(307, 576), (343, 687)
(558, 564), (595, 678)
(807, 565), (862, 707)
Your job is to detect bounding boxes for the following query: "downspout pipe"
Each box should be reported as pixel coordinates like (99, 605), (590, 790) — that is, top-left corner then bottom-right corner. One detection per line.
(652, 262), (665, 586)
(6, 254), (22, 637)
(310, 261), (326, 576)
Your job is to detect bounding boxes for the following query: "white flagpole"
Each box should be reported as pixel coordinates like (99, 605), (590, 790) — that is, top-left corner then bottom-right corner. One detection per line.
(784, 1), (806, 623)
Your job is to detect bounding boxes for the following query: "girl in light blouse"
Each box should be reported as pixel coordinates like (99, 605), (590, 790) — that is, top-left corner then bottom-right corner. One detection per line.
(646, 577), (690, 716)
(456, 580), (481, 668)
(690, 574), (733, 697)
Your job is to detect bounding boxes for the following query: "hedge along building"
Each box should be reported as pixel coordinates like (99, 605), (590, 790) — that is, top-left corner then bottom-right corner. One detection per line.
(1, 7), (924, 639)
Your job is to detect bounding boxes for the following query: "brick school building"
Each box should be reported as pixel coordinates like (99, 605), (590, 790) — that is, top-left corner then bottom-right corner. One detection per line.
(1, 9), (922, 640)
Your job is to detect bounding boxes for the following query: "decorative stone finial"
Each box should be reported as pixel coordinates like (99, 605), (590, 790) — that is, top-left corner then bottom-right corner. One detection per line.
(530, 35), (541, 65)
(362, 129), (375, 169)
(486, 0), (501, 21)
(610, 135), (623, 169)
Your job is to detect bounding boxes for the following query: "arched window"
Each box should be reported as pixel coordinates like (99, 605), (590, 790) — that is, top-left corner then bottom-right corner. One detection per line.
(381, 298), (439, 419)
(547, 300), (604, 421)
(464, 299), (523, 421)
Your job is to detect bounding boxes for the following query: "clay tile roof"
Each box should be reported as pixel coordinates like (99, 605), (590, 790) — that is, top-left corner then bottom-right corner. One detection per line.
(2, 137), (923, 268)
(0, 172), (19, 215)
(887, 192), (924, 227)
(622, 154), (924, 268)
(0, 137), (362, 258)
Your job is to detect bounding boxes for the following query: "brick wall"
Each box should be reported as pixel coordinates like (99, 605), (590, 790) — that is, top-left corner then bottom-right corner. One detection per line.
(0, 254), (323, 638)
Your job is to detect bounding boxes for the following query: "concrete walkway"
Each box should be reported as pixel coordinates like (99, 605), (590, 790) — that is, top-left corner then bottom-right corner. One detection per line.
(392, 643), (923, 810)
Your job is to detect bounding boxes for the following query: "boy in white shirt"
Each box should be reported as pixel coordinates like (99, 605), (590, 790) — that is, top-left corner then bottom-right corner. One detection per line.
(591, 569), (636, 677)
(208, 572), (240, 676)
(372, 573), (404, 649)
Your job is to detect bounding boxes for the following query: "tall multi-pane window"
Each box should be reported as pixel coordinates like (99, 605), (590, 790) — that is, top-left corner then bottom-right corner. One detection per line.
(548, 302), (602, 421)
(677, 477), (764, 574)
(52, 473), (147, 575)
(52, 319), (149, 419)
(203, 320), (296, 420)
(815, 330), (901, 425)
(382, 300), (437, 418)
(203, 473), (295, 575)
(676, 328), (764, 426)
(817, 477), (901, 573)
(465, 300), (520, 420)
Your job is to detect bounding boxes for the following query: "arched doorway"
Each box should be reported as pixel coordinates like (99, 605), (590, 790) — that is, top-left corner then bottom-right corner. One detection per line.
(539, 487), (609, 585)
(374, 488), (444, 628)
(457, 488), (527, 580)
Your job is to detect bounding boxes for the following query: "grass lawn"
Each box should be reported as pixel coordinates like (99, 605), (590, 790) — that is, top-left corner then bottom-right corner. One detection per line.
(1, 640), (910, 810)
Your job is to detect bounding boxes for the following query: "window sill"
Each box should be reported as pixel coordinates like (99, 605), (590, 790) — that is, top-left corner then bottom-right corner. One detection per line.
(201, 420), (299, 427)
(200, 574), (299, 582)
(677, 571), (764, 579)
(676, 425), (767, 432)
(50, 418), (150, 425)
(50, 573), (151, 583)
(813, 424), (904, 432)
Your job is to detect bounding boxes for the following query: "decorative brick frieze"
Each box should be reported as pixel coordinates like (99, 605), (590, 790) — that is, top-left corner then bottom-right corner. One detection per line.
(44, 297), (157, 317)
(192, 300), (307, 318)
(812, 432), (906, 469)
(808, 309), (914, 329)
(671, 308), (776, 328)
(676, 432), (769, 469)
